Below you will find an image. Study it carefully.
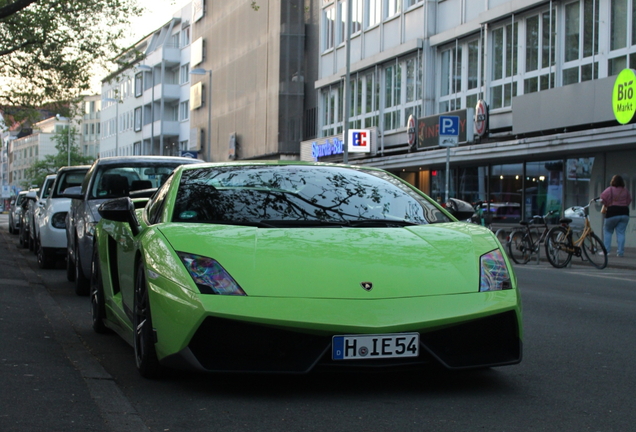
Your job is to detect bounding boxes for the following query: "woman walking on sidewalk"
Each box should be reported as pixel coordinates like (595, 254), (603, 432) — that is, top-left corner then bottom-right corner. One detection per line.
(600, 175), (632, 257)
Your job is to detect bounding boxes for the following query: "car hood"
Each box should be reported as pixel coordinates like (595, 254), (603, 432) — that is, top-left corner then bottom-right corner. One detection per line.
(159, 223), (499, 299)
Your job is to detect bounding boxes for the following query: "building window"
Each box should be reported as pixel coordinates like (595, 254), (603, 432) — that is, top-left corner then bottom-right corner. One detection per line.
(134, 72), (143, 97)
(608, 0), (636, 75)
(321, 85), (342, 137)
(323, 5), (335, 51)
(562, 0), (598, 84)
(523, 9), (556, 94)
(179, 101), (190, 121)
(180, 63), (190, 85)
(384, 60), (402, 130)
(490, 21), (519, 109)
(405, 0), (422, 8)
(439, 44), (462, 112)
(366, 0), (380, 28)
(384, 0), (401, 19)
(181, 26), (191, 46)
(134, 107), (142, 131)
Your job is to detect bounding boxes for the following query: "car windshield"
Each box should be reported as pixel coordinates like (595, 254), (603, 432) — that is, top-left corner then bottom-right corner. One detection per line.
(52, 170), (89, 198)
(89, 165), (179, 199)
(173, 165), (449, 226)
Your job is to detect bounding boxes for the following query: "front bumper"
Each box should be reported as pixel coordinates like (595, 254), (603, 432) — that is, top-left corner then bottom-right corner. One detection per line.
(150, 288), (522, 373)
(161, 310), (521, 373)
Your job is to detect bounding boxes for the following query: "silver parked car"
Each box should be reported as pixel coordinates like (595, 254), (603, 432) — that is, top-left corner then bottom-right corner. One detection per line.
(64, 156), (199, 295)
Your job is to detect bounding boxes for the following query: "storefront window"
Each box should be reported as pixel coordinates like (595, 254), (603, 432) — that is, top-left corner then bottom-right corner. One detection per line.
(457, 167), (488, 204)
(565, 157), (595, 208)
(525, 160), (562, 223)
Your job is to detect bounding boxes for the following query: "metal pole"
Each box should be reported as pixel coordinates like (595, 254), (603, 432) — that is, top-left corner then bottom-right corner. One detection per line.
(67, 124), (71, 166)
(445, 147), (450, 202)
(342, 0), (353, 164)
(115, 101), (119, 156)
(151, 71), (154, 155)
(207, 70), (212, 162)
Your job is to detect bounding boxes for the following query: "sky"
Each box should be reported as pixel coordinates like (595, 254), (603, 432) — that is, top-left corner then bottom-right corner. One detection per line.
(129, 0), (191, 43)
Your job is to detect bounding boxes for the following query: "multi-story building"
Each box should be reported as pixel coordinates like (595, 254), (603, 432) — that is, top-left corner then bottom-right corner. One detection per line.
(8, 116), (75, 188)
(100, 2), (194, 158)
(80, 94), (101, 159)
(305, 0), (636, 247)
(188, 0), (313, 162)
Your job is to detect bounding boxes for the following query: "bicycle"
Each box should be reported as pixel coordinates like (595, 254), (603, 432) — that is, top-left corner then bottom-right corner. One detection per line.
(544, 198), (608, 269)
(507, 210), (557, 264)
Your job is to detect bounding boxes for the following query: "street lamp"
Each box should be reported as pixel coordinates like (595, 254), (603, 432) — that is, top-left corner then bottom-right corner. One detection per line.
(190, 68), (212, 162)
(103, 98), (119, 156)
(55, 114), (71, 166)
(136, 65), (154, 155)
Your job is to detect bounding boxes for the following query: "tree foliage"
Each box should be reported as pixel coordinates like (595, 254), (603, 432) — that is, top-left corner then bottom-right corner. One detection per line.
(23, 126), (94, 188)
(0, 0), (142, 121)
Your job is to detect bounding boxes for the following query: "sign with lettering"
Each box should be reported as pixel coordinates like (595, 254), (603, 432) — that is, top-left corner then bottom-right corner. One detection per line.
(416, 109), (474, 150)
(348, 129), (370, 153)
(613, 68), (636, 124)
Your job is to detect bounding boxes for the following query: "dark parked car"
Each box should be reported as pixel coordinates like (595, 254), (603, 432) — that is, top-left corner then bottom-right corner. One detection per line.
(8, 191), (28, 235)
(64, 156), (199, 295)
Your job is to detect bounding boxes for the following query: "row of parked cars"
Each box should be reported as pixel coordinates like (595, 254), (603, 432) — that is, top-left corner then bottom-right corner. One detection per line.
(8, 156), (198, 283)
(8, 156), (523, 379)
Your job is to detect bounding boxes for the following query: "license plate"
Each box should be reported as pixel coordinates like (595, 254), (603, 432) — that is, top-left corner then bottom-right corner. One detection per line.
(332, 333), (419, 360)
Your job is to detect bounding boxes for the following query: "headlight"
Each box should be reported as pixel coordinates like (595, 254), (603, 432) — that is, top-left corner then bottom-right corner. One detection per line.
(177, 252), (247, 296)
(479, 249), (512, 292)
(52, 212), (67, 229)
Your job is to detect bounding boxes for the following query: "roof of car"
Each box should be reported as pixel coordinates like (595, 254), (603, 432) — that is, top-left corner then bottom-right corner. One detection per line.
(57, 165), (91, 173)
(92, 156), (200, 166)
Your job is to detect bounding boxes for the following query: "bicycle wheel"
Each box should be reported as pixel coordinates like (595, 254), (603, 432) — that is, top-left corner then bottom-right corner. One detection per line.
(582, 232), (608, 269)
(545, 226), (573, 268)
(508, 230), (532, 264)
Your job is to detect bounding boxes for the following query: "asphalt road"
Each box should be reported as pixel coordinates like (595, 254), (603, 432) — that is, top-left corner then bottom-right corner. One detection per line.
(1, 213), (635, 432)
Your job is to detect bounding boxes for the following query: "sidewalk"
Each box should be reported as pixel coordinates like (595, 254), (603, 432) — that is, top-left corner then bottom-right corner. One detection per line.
(0, 220), (145, 431)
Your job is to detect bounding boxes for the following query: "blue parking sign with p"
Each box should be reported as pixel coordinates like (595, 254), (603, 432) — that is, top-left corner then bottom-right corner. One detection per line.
(439, 115), (459, 147)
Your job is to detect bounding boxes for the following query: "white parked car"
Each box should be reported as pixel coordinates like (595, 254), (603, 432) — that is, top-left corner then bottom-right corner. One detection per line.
(29, 175), (57, 253)
(36, 166), (89, 269)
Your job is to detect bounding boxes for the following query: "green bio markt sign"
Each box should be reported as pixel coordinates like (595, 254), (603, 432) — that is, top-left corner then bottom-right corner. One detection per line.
(613, 68), (636, 124)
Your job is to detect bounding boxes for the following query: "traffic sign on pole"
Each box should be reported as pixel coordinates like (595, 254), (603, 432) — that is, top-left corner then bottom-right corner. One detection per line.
(439, 115), (459, 147)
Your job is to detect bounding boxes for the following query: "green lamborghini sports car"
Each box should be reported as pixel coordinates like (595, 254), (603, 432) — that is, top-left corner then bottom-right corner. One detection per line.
(91, 161), (522, 378)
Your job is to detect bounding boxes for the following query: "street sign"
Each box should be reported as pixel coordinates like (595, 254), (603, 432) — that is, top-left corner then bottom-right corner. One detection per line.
(439, 115), (459, 147)
(406, 115), (416, 147)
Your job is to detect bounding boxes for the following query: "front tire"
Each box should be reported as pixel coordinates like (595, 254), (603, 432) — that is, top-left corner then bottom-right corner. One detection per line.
(90, 247), (110, 334)
(74, 240), (90, 296)
(508, 230), (532, 264)
(66, 245), (76, 282)
(133, 261), (162, 379)
(37, 243), (55, 269)
(582, 232), (608, 269)
(545, 226), (573, 268)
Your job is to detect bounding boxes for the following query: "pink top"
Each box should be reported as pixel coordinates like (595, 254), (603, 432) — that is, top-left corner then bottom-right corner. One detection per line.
(600, 186), (632, 207)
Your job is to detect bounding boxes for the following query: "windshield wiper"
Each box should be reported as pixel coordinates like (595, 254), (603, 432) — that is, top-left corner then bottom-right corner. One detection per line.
(346, 219), (421, 227)
(258, 219), (350, 228)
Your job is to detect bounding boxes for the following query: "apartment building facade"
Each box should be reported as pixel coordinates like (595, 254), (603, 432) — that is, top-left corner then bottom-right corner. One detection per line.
(100, 2), (194, 158)
(304, 0), (636, 246)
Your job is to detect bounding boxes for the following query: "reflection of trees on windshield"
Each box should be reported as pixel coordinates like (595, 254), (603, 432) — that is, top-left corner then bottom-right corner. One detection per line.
(173, 166), (445, 225)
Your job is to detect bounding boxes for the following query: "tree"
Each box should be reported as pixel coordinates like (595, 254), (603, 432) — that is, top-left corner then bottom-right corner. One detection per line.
(22, 125), (94, 188)
(0, 0), (142, 121)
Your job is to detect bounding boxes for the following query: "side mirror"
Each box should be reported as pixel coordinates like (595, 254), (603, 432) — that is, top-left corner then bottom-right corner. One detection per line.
(445, 198), (476, 222)
(98, 197), (141, 236)
(61, 186), (84, 200)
